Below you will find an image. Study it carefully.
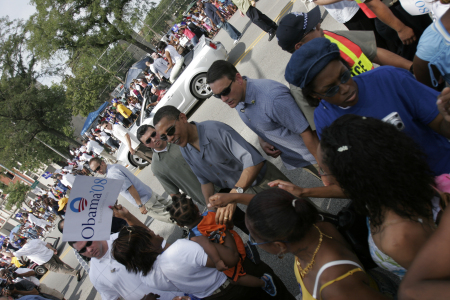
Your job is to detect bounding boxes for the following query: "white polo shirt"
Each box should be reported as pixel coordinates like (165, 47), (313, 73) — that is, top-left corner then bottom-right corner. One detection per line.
(86, 140), (104, 155)
(13, 239), (53, 265)
(140, 239), (226, 298)
(90, 234), (182, 300)
(112, 124), (140, 150)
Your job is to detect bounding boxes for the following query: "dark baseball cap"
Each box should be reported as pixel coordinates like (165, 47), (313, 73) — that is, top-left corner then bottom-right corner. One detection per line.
(285, 37), (340, 88)
(277, 6), (322, 52)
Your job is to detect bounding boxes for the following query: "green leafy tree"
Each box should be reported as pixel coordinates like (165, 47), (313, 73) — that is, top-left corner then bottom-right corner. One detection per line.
(0, 17), (79, 171)
(3, 181), (31, 210)
(27, 0), (156, 60)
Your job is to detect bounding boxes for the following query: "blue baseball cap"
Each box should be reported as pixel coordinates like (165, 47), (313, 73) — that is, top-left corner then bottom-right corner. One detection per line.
(285, 37), (340, 88)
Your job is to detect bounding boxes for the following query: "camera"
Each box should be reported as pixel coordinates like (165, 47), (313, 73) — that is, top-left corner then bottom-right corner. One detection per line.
(382, 112), (405, 131)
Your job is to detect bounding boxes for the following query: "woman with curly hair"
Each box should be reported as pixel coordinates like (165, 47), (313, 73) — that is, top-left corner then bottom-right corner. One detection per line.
(311, 114), (437, 280)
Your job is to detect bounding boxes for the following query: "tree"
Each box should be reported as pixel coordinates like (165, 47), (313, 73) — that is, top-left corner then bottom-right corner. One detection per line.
(0, 17), (79, 170)
(27, 0), (156, 61)
(3, 181), (31, 210)
(65, 44), (136, 116)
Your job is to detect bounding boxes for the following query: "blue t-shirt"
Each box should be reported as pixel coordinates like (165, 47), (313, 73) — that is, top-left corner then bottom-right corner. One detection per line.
(314, 66), (450, 175)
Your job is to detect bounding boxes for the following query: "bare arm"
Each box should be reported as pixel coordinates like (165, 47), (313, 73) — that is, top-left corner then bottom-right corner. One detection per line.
(268, 180), (347, 198)
(110, 204), (148, 229)
(412, 55), (441, 90)
(373, 48), (413, 70)
(165, 51), (174, 71)
(191, 235), (228, 271)
(12, 288), (40, 296)
(209, 193), (256, 207)
(299, 127), (319, 162)
(127, 185), (147, 214)
(16, 270), (36, 278)
(314, 0), (346, 5)
(201, 182), (216, 205)
(365, 0), (416, 45)
(124, 133), (135, 154)
(399, 206), (450, 300)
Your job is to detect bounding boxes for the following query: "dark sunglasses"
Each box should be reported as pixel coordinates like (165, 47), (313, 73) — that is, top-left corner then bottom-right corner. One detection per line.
(93, 164), (101, 173)
(78, 241), (92, 254)
(213, 81), (233, 99)
(144, 131), (157, 144)
(160, 121), (177, 141)
(315, 70), (352, 98)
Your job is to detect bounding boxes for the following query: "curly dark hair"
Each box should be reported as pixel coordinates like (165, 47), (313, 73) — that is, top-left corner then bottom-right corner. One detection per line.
(112, 226), (162, 276)
(165, 194), (199, 227)
(320, 114), (435, 228)
(302, 57), (350, 107)
(246, 188), (319, 243)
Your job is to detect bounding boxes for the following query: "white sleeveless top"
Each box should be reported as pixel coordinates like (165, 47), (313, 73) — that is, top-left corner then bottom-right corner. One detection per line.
(164, 45), (182, 64)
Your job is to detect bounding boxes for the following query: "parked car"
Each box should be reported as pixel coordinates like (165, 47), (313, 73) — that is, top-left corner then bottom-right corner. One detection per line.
(116, 35), (228, 167)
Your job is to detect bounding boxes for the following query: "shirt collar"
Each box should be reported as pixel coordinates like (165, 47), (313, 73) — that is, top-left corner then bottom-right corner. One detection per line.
(186, 121), (210, 153)
(242, 76), (254, 106)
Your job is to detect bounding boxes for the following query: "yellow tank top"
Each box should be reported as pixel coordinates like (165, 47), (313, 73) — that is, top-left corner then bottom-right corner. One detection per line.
(294, 258), (379, 300)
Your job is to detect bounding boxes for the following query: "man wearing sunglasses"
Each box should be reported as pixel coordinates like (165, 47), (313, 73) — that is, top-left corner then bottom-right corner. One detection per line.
(207, 60), (320, 176)
(136, 124), (208, 207)
(153, 106), (291, 228)
(89, 157), (173, 223)
(276, 6), (413, 131)
(69, 205), (183, 300)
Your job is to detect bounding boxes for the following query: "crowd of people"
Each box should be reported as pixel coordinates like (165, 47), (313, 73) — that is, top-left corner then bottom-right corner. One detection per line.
(3, 0), (450, 299)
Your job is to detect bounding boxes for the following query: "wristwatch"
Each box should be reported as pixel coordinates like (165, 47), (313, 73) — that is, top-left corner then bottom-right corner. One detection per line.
(138, 204), (144, 208)
(234, 186), (244, 193)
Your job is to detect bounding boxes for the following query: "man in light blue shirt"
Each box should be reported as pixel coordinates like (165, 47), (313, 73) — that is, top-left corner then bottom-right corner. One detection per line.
(89, 157), (172, 223)
(207, 60), (319, 175)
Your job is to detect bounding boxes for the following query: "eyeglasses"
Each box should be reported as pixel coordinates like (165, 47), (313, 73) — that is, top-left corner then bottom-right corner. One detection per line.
(144, 131), (157, 144)
(160, 121), (177, 141)
(248, 233), (289, 246)
(93, 164), (101, 173)
(77, 241), (92, 254)
(213, 81), (233, 99)
(314, 70), (351, 98)
(318, 167), (332, 177)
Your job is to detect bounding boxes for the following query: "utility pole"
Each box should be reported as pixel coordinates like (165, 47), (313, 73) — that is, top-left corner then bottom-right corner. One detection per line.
(97, 64), (125, 83)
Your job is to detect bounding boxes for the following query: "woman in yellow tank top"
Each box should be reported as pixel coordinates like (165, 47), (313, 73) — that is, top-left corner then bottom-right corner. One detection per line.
(210, 189), (396, 300)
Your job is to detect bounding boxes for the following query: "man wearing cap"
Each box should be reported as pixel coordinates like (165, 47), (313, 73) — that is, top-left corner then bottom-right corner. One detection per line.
(101, 121), (153, 164)
(284, 38), (450, 188)
(207, 60), (320, 174)
(232, 0), (277, 41)
(89, 157), (172, 222)
(276, 7), (413, 130)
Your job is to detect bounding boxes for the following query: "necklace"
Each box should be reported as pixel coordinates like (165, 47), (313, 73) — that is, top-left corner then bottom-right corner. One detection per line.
(296, 224), (332, 278)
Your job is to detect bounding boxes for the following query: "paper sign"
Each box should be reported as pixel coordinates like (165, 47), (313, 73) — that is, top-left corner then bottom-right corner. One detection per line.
(62, 176), (123, 242)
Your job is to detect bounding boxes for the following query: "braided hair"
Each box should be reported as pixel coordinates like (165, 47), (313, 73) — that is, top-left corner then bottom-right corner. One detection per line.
(166, 194), (199, 227)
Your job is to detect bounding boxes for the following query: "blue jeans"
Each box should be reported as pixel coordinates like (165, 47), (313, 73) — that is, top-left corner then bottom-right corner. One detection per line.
(218, 21), (241, 40)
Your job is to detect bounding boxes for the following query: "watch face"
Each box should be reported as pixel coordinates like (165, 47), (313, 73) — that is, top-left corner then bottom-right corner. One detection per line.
(236, 187), (244, 193)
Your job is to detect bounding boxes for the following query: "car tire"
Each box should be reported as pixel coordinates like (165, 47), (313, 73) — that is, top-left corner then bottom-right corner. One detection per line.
(34, 265), (48, 276)
(128, 152), (150, 168)
(190, 73), (212, 100)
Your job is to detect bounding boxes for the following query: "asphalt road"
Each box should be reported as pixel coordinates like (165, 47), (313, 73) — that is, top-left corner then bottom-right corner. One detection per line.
(39, 0), (351, 299)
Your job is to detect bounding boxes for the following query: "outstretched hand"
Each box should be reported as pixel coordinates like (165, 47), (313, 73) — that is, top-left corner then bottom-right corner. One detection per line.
(268, 180), (304, 197)
(109, 204), (130, 219)
(208, 193), (237, 208)
(140, 293), (160, 300)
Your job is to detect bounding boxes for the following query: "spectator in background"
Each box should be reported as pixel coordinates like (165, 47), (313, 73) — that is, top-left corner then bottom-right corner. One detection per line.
(233, 0), (278, 41)
(84, 137), (117, 163)
(198, 0), (242, 44)
(147, 53), (172, 82)
(156, 41), (183, 83)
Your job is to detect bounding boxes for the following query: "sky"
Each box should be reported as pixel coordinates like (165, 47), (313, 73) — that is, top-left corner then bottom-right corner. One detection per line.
(1, 0), (36, 20)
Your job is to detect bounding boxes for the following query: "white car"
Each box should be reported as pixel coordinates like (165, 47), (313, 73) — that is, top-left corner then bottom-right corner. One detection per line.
(117, 36), (228, 167)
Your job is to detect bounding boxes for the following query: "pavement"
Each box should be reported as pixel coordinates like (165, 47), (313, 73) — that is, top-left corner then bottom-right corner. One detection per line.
(39, 0), (351, 298)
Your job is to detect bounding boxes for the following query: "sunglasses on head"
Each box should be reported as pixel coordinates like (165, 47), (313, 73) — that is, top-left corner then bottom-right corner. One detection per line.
(78, 241), (92, 254)
(160, 121), (177, 141)
(213, 80), (233, 99)
(144, 131), (157, 144)
(315, 70), (352, 98)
